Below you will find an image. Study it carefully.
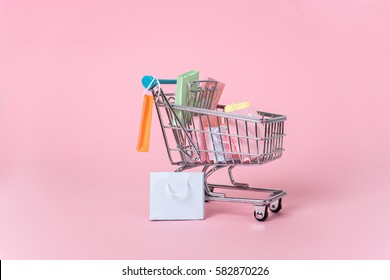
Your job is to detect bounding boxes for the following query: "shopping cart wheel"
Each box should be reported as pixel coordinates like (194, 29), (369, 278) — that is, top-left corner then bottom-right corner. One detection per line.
(270, 198), (282, 213)
(253, 206), (268, 222)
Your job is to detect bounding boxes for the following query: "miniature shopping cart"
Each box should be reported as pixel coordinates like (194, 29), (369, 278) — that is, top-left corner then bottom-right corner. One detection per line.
(142, 76), (287, 222)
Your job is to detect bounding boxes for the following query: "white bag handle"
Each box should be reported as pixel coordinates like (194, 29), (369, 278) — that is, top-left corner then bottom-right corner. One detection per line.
(165, 180), (190, 197)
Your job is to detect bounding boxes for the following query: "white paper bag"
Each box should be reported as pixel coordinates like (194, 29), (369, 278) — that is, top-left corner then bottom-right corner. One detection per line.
(150, 172), (205, 220)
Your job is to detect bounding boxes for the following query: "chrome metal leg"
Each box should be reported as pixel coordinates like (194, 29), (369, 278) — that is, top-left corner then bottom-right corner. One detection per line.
(203, 165), (225, 198)
(228, 166), (249, 188)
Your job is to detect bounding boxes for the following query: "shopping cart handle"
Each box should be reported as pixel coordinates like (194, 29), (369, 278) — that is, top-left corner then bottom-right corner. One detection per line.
(142, 76), (177, 91)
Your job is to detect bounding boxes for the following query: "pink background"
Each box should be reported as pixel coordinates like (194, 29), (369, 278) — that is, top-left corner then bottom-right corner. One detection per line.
(1, 0), (390, 259)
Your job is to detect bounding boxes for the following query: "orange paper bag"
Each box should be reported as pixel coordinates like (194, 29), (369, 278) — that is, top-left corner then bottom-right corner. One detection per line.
(137, 94), (153, 152)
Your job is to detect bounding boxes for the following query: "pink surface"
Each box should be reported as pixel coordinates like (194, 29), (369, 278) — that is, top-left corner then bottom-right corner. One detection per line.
(1, 0), (390, 259)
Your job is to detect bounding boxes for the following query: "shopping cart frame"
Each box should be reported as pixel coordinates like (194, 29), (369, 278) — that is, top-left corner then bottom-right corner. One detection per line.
(143, 77), (287, 221)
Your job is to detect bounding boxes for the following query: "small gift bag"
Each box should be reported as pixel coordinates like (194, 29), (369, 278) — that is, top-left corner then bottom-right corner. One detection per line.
(149, 172), (205, 220)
